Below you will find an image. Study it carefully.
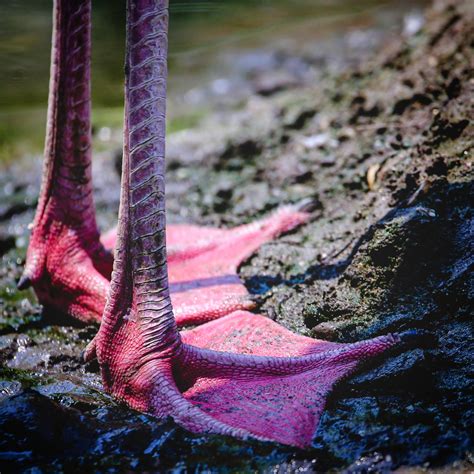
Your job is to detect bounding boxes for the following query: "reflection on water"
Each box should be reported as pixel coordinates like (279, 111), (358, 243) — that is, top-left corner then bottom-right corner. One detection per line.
(0, 0), (426, 161)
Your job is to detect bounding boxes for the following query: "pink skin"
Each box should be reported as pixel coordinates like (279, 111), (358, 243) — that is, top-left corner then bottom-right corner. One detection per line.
(85, 0), (402, 448)
(19, 0), (310, 325)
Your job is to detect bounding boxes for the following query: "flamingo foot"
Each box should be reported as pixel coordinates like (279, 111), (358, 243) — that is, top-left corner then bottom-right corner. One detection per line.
(97, 309), (400, 448)
(20, 212), (112, 324)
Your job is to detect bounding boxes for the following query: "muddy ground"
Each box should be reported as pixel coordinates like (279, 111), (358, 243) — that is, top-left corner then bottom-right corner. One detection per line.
(0, 0), (473, 472)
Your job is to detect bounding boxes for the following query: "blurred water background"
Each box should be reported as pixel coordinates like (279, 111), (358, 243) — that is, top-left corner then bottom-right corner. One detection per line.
(0, 0), (426, 163)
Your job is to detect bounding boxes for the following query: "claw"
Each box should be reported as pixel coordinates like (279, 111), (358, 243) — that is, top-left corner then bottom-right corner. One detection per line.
(294, 196), (320, 214)
(17, 274), (32, 290)
(83, 336), (98, 362)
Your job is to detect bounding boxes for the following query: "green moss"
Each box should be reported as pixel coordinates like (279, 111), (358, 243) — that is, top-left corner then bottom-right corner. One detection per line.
(25, 326), (73, 344)
(0, 279), (41, 333)
(168, 111), (206, 134)
(0, 367), (53, 389)
(0, 312), (41, 333)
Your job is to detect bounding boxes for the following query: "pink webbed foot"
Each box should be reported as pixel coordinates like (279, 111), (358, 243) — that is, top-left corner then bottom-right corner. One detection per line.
(103, 204), (311, 326)
(167, 204), (311, 326)
(176, 334), (400, 447)
(99, 310), (400, 447)
(179, 311), (400, 446)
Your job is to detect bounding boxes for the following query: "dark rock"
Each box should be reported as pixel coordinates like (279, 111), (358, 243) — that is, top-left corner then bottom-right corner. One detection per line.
(253, 71), (301, 97)
(445, 77), (461, 99)
(0, 381), (22, 402)
(0, 391), (95, 469)
(344, 452), (394, 474)
(0, 234), (15, 256)
(284, 109), (317, 130)
(310, 321), (341, 341)
(350, 104), (382, 124)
